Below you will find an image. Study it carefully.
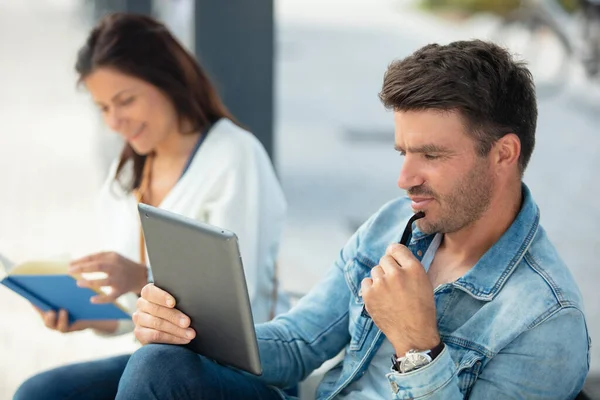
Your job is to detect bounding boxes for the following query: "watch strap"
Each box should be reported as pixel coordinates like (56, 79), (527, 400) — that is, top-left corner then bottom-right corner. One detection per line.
(428, 341), (445, 361)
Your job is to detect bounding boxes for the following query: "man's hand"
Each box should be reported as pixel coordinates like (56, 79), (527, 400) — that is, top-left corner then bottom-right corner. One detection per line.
(34, 307), (118, 334)
(69, 252), (148, 303)
(361, 243), (440, 356)
(133, 283), (196, 345)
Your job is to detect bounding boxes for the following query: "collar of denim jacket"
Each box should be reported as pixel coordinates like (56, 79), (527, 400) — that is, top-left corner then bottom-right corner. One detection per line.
(410, 183), (540, 301)
(455, 183), (540, 300)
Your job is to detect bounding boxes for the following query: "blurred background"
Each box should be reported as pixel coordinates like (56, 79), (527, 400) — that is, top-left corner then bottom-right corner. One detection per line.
(0, 0), (598, 398)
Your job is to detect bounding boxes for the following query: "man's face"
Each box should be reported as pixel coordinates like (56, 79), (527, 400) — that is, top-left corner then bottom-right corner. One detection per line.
(394, 110), (494, 234)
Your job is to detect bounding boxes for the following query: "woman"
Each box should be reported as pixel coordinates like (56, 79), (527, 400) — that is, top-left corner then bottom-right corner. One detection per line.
(14, 12), (289, 399)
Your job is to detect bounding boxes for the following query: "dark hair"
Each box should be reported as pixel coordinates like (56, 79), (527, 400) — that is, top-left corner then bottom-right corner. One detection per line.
(379, 40), (537, 174)
(76, 13), (235, 192)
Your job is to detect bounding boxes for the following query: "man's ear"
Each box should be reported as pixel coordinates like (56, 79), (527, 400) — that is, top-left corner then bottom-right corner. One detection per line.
(493, 133), (521, 172)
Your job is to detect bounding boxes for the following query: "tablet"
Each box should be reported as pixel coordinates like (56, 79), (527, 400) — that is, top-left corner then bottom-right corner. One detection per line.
(138, 203), (262, 375)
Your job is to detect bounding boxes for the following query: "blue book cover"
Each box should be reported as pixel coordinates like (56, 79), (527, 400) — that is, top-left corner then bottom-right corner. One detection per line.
(0, 256), (130, 323)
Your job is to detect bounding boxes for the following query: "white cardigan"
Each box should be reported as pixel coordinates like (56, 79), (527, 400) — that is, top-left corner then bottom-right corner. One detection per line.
(96, 119), (289, 335)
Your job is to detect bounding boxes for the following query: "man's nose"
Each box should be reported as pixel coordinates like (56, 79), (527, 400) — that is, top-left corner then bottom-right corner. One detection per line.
(397, 155), (424, 190)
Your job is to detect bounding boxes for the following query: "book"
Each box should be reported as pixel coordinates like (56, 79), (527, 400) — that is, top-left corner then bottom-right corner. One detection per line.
(0, 255), (131, 323)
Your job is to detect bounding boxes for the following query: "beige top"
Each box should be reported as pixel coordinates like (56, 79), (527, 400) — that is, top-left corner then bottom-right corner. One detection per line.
(96, 119), (290, 336)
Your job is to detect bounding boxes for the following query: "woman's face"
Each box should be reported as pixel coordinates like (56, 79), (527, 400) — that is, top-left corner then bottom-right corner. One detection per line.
(84, 67), (179, 155)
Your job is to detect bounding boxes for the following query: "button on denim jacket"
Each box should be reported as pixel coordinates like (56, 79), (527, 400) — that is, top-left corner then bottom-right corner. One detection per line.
(256, 185), (590, 399)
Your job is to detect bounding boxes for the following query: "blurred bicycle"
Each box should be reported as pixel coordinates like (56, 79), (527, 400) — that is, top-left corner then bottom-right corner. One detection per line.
(492, 0), (600, 98)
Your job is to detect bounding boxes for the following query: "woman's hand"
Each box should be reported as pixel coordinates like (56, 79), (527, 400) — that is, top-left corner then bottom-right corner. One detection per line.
(34, 307), (118, 334)
(133, 283), (196, 345)
(68, 252), (148, 303)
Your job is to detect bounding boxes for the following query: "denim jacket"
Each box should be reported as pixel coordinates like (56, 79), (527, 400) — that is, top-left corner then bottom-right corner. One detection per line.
(256, 185), (590, 399)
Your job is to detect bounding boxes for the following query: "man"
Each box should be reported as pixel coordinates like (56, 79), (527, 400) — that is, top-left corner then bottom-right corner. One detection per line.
(116, 40), (590, 399)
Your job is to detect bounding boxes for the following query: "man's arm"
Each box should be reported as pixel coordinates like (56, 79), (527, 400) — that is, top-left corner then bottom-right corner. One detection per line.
(385, 307), (589, 399)
(254, 214), (378, 388)
(255, 263), (351, 387)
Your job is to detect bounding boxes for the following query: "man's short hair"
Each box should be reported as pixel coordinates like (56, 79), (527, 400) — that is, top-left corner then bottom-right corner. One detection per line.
(379, 40), (537, 174)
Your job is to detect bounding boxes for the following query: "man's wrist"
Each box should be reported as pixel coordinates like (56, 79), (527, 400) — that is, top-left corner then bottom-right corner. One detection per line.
(392, 334), (441, 357)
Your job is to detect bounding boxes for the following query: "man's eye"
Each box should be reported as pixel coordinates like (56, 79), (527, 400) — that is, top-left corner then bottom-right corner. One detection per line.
(424, 154), (439, 160)
(398, 151), (406, 157)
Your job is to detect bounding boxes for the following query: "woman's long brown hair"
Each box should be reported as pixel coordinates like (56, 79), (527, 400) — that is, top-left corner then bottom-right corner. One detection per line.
(76, 13), (235, 192)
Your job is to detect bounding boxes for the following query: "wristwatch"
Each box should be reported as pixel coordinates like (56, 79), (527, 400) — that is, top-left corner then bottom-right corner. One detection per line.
(391, 342), (445, 373)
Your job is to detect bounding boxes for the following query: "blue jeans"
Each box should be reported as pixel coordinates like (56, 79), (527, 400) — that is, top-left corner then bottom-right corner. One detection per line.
(116, 344), (284, 399)
(14, 346), (293, 400)
(14, 354), (130, 400)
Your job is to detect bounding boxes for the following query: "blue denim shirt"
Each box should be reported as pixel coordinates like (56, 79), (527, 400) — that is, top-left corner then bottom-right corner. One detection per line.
(256, 184), (590, 399)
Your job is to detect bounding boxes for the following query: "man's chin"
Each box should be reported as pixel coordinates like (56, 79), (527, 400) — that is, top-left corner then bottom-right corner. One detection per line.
(415, 215), (440, 235)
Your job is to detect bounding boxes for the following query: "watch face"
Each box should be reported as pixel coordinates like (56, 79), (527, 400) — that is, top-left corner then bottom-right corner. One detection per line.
(400, 353), (431, 373)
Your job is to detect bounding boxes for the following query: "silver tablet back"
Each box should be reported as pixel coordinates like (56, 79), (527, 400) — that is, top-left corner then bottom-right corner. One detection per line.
(138, 203), (262, 375)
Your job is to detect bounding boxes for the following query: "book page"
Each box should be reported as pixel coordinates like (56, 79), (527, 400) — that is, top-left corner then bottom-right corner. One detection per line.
(9, 257), (70, 275)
